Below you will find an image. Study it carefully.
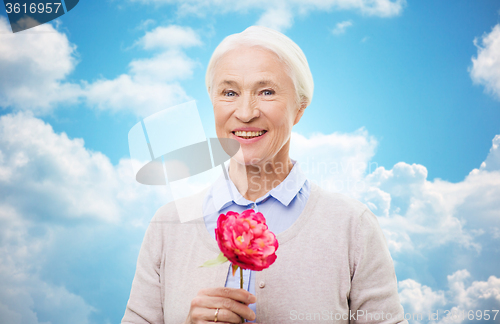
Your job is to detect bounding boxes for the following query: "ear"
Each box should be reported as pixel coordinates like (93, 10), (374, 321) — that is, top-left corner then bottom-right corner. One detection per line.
(293, 100), (308, 125)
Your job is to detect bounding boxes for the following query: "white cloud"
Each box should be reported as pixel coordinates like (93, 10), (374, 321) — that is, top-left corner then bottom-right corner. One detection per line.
(290, 128), (378, 195)
(479, 134), (500, 171)
(399, 270), (500, 324)
(282, 128), (500, 311)
(136, 18), (156, 31)
(0, 253), (96, 324)
(0, 112), (170, 224)
(0, 205), (96, 324)
(351, 131), (500, 256)
(256, 6), (294, 32)
(129, 0), (406, 31)
(470, 24), (500, 100)
(332, 20), (353, 35)
(129, 50), (199, 83)
(84, 75), (190, 117)
(0, 112), (169, 323)
(0, 19), (201, 117)
(0, 112), (121, 222)
(138, 25), (202, 50)
(0, 17), (82, 114)
(290, 129), (500, 252)
(362, 162), (482, 252)
(84, 25), (201, 117)
(398, 279), (446, 318)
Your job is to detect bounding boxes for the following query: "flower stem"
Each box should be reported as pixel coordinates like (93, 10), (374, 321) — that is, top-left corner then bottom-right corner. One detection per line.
(240, 267), (245, 323)
(240, 267), (243, 289)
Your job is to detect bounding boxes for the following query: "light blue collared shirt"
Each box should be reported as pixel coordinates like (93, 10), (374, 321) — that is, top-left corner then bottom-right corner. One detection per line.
(202, 159), (310, 320)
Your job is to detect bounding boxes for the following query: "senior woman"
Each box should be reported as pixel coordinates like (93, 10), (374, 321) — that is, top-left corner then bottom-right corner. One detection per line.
(122, 26), (407, 324)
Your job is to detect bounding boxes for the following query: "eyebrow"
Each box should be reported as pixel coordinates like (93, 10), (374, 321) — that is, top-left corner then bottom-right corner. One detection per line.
(256, 79), (279, 88)
(217, 80), (238, 87)
(219, 80), (236, 85)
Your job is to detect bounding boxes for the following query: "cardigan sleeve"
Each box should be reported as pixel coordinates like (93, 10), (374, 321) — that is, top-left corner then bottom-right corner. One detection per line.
(349, 208), (408, 324)
(121, 216), (165, 324)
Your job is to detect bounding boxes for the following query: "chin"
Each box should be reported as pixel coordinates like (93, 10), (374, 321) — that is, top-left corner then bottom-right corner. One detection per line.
(231, 151), (263, 166)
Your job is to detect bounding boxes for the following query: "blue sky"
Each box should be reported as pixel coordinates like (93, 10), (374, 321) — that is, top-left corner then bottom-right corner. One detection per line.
(1, 0), (500, 323)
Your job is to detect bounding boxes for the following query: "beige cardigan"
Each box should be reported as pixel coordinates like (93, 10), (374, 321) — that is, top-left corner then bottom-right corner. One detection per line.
(122, 182), (408, 324)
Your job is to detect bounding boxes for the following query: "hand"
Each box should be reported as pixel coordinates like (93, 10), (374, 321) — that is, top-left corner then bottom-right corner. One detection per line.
(184, 287), (257, 323)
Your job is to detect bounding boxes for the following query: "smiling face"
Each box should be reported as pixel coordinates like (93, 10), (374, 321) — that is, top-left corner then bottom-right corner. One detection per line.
(211, 46), (305, 168)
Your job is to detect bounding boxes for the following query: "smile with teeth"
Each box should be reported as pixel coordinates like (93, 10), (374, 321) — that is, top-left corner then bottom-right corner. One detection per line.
(233, 130), (267, 139)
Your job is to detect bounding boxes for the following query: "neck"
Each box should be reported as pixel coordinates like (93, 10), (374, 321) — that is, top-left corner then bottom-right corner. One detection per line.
(228, 156), (294, 202)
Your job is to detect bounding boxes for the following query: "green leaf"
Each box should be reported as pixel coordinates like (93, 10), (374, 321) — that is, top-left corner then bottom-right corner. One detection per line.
(199, 252), (228, 268)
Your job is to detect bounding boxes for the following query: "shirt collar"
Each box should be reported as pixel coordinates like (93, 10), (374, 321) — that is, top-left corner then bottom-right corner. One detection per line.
(210, 158), (307, 212)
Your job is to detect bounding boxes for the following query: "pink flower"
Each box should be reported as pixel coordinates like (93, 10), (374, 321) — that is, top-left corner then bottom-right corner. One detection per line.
(215, 209), (279, 272)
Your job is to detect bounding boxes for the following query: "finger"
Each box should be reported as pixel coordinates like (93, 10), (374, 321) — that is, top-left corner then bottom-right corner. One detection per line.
(191, 296), (256, 322)
(200, 287), (256, 305)
(191, 306), (244, 323)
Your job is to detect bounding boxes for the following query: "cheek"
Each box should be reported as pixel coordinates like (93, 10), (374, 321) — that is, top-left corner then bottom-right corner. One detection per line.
(265, 107), (293, 132)
(213, 110), (233, 137)
(214, 118), (226, 135)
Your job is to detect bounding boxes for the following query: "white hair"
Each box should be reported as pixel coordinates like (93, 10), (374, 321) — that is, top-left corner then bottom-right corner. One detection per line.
(205, 26), (314, 107)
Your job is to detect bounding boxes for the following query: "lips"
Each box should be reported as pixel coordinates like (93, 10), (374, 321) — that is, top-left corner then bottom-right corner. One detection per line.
(232, 130), (267, 139)
(231, 130), (268, 143)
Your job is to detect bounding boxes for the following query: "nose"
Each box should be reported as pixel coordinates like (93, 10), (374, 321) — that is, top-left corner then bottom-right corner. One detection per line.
(234, 93), (260, 123)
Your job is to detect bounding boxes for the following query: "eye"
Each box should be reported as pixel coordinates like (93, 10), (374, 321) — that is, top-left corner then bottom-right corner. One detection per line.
(261, 89), (275, 96)
(223, 90), (237, 97)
